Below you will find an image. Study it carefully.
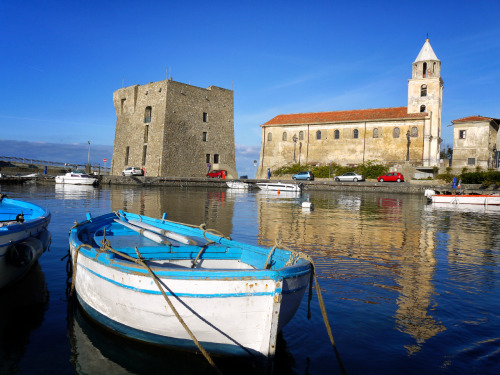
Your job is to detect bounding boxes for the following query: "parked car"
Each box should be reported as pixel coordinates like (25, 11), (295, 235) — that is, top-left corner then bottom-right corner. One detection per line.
(334, 172), (365, 182)
(377, 172), (404, 182)
(206, 170), (227, 178)
(122, 167), (144, 176)
(292, 171), (314, 181)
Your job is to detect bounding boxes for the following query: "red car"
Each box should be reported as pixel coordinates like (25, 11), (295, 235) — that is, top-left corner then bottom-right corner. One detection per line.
(206, 170), (226, 178)
(377, 172), (404, 182)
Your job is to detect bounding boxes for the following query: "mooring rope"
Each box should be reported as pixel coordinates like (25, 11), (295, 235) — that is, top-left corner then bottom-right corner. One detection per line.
(69, 235), (223, 375)
(273, 238), (347, 375)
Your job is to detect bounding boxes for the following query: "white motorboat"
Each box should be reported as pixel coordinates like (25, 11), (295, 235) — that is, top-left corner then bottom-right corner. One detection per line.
(226, 180), (253, 189)
(55, 170), (98, 185)
(256, 182), (302, 192)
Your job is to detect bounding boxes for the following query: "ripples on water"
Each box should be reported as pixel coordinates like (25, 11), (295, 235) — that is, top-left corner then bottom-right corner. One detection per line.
(0, 184), (499, 374)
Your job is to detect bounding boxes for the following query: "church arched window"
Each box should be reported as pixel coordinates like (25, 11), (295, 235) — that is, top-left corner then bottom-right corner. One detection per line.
(373, 128), (379, 138)
(393, 127), (400, 138)
(421, 84), (427, 97)
(420, 105), (426, 112)
(299, 131), (304, 140)
(334, 130), (340, 139)
(316, 130), (322, 140)
(267, 132), (272, 141)
(282, 132), (287, 141)
(353, 129), (359, 139)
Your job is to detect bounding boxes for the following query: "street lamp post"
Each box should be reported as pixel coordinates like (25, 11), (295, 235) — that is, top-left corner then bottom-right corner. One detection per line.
(292, 134), (298, 163)
(88, 141), (91, 172)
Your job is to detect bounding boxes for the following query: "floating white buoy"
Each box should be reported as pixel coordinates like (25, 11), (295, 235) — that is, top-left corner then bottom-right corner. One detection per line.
(301, 202), (314, 210)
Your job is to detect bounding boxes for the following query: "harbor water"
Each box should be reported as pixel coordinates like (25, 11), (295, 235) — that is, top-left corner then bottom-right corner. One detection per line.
(1, 183), (499, 374)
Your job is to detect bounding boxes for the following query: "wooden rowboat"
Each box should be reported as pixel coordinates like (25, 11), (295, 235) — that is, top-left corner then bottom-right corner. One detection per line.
(68, 210), (312, 370)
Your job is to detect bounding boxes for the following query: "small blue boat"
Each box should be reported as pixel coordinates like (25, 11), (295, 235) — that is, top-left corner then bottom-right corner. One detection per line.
(0, 195), (51, 289)
(69, 210), (312, 370)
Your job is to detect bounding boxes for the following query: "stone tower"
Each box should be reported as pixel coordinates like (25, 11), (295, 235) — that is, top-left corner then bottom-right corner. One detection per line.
(111, 79), (237, 178)
(408, 39), (443, 167)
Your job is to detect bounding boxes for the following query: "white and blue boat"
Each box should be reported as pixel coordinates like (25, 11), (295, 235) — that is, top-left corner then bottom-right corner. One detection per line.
(0, 195), (51, 289)
(69, 210), (311, 368)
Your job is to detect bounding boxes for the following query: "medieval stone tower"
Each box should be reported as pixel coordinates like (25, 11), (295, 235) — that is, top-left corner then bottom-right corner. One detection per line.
(407, 39), (443, 167)
(111, 79), (237, 178)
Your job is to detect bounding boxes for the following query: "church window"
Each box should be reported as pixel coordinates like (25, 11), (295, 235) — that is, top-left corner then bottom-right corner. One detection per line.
(420, 105), (426, 112)
(203, 112), (208, 122)
(373, 128), (379, 138)
(299, 131), (304, 140)
(353, 129), (359, 139)
(316, 130), (322, 140)
(334, 130), (340, 139)
(144, 106), (152, 123)
(142, 145), (147, 165)
(411, 127), (418, 137)
(282, 132), (287, 141)
(423, 62), (427, 78)
(421, 85), (427, 97)
(459, 130), (466, 139)
(393, 127), (400, 138)
(144, 125), (149, 143)
(214, 154), (219, 163)
(203, 132), (207, 141)
(267, 132), (272, 141)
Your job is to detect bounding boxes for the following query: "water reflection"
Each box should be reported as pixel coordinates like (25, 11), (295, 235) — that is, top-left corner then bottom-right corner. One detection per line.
(0, 264), (48, 374)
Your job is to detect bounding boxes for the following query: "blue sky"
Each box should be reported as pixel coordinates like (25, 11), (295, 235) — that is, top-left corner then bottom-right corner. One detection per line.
(1, 1), (499, 177)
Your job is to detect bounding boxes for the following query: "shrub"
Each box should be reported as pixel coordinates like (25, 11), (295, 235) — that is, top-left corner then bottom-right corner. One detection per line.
(272, 161), (388, 179)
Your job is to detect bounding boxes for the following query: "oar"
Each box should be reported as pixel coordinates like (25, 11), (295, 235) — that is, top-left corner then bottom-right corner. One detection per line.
(114, 219), (171, 246)
(128, 219), (199, 246)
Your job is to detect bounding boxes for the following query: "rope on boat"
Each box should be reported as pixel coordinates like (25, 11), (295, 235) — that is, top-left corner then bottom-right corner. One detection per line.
(274, 238), (347, 375)
(69, 234), (223, 375)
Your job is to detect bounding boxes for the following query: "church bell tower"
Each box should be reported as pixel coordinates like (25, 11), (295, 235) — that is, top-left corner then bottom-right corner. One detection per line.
(408, 39), (443, 167)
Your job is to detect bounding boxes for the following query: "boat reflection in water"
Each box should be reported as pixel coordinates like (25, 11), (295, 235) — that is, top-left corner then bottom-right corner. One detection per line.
(68, 300), (294, 375)
(425, 202), (500, 213)
(0, 264), (48, 373)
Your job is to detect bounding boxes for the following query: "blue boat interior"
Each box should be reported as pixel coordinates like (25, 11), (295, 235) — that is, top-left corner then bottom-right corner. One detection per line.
(74, 212), (304, 271)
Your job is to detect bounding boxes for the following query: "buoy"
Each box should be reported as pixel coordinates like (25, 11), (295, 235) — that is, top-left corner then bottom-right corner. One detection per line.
(278, 190), (280, 195)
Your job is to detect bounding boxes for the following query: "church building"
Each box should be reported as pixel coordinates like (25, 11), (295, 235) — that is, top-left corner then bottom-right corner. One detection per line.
(257, 39), (443, 178)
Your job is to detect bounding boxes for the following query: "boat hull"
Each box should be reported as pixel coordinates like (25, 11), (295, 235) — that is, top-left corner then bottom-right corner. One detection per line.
(0, 198), (51, 289)
(256, 183), (301, 192)
(431, 194), (500, 205)
(69, 211), (311, 365)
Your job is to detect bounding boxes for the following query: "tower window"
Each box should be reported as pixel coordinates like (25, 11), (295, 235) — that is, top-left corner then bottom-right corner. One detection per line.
(334, 130), (340, 139)
(203, 112), (208, 122)
(206, 154), (210, 163)
(299, 131), (304, 140)
(353, 129), (359, 139)
(267, 132), (272, 141)
(282, 132), (287, 141)
(393, 127), (400, 138)
(421, 85), (427, 97)
(459, 130), (466, 139)
(142, 145), (147, 165)
(121, 99), (126, 114)
(203, 132), (207, 141)
(420, 105), (426, 112)
(214, 154), (219, 164)
(125, 146), (130, 165)
(144, 106), (152, 123)
(316, 130), (322, 140)
(373, 128), (379, 138)
(144, 125), (149, 143)
(423, 62), (427, 78)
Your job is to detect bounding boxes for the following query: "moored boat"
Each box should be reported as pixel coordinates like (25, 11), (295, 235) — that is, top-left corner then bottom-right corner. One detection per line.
(55, 170), (98, 185)
(68, 210), (312, 370)
(425, 189), (500, 205)
(256, 182), (302, 192)
(226, 180), (254, 189)
(0, 196), (51, 289)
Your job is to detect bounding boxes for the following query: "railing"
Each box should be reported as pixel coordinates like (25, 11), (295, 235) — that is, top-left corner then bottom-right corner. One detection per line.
(0, 156), (111, 174)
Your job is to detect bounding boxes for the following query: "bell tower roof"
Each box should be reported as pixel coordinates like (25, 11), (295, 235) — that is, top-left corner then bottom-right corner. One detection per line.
(414, 39), (439, 63)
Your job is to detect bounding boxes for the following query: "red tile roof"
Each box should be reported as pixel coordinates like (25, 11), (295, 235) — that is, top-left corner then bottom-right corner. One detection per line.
(453, 116), (497, 123)
(262, 107), (427, 126)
